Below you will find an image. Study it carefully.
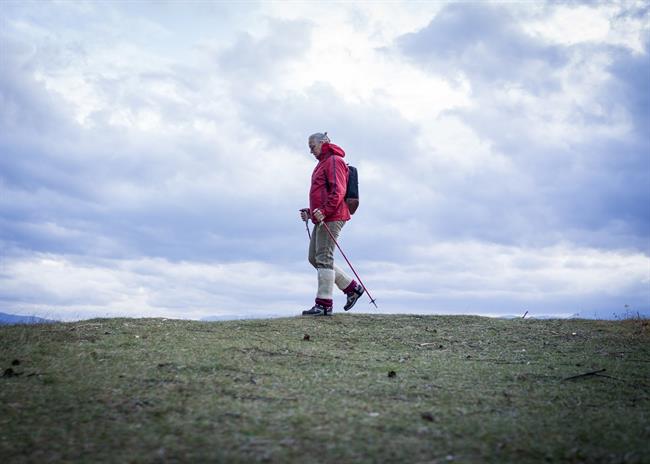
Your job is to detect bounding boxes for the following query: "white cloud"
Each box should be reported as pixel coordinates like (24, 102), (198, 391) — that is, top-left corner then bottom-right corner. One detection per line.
(404, 241), (649, 298)
(0, 253), (313, 320)
(2, 242), (646, 321)
(524, 5), (612, 45)
(524, 3), (648, 52)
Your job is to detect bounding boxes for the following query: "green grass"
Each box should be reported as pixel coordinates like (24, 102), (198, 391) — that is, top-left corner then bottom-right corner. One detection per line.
(1, 314), (648, 463)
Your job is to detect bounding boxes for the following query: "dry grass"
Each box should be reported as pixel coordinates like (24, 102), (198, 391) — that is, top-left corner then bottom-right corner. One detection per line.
(1, 314), (648, 463)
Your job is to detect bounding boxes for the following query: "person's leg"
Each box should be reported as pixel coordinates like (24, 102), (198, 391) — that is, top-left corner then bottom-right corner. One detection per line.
(316, 221), (363, 295)
(334, 263), (359, 294)
(333, 263), (352, 291)
(313, 222), (343, 309)
(323, 224), (360, 298)
(304, 221), (363, 314)
(314, 221), (344, 271)
(303, 223), (337, 315)
(323, 223), (364, 310)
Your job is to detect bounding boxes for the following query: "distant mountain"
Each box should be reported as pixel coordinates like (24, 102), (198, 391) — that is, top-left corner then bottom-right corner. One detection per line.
(0, 312), (58, 325)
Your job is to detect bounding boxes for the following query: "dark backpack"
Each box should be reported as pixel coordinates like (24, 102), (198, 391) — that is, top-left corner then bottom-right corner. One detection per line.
(324, 163), (359, 215)
(345, 165), (359, 215)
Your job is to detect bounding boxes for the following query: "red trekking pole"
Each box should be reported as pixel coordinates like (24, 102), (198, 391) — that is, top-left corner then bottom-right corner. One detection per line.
(320, 222), (378, 309)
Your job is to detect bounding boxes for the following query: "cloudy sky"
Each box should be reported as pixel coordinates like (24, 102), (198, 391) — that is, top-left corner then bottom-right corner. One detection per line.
(1, 0), (648, 321)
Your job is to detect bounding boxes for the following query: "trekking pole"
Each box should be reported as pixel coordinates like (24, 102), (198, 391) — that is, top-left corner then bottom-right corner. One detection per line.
(304, 219), (311, 240)
(301, 209), (311, 239)
(320, 221), (378, 308)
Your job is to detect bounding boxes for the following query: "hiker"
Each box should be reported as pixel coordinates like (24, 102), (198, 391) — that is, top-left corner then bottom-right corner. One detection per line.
(299, 132), (364, 316)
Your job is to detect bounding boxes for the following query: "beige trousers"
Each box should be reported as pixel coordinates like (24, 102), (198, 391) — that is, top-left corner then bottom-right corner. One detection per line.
(308, 221), (353, 300)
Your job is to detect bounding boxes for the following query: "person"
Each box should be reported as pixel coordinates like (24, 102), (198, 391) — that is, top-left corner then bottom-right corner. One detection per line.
(300, 132), (364, 316)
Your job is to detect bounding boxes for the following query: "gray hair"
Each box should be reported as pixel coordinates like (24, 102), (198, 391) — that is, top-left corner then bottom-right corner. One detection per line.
(308, 132), (330, 144)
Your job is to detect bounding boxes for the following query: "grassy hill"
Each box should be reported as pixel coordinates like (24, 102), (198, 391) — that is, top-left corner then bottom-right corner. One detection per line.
(1, 314), (648, 463)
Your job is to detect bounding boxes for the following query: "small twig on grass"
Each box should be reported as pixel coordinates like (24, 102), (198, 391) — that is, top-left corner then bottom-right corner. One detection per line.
(562, 370), (645, 391)
(592, 373), (622, 381)
(562, 368), (606, 381)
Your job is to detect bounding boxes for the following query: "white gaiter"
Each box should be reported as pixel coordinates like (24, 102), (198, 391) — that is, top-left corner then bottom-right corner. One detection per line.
(333, 264), (353, 291)
(316, 268), (335, 300)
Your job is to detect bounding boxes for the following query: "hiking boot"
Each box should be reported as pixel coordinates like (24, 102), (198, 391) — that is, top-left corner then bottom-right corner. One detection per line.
(302, 304), (332, 316)
(344, 284), (364, 311)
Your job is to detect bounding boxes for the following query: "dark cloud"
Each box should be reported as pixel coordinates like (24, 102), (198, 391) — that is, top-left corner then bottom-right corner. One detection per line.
(0, 37), (74, 134)
(397, 3), (567, 93)
(606, 37), (650, 137)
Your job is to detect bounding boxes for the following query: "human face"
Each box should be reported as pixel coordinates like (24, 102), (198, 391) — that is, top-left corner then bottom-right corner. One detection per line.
(308, 139), (322, 159)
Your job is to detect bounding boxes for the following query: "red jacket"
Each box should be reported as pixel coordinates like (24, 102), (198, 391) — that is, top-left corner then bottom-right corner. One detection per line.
(309, 142), (351, 224)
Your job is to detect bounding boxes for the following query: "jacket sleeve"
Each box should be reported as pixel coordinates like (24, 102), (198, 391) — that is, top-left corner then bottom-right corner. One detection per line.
(321, 157), (348, 218)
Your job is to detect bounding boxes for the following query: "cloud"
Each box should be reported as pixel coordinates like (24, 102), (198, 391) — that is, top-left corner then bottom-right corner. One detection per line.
(397, 3), (568, 93)
(0, 252), (313, 320)
(1, 9), (317, 263)
(606, 37), (650, 136)
(216, 18), (313, 79)
(392, 2), (650, 252)
(1, 242), (646, 321)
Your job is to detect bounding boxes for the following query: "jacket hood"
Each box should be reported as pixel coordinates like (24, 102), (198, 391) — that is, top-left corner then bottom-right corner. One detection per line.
(318, 142), (345, 161)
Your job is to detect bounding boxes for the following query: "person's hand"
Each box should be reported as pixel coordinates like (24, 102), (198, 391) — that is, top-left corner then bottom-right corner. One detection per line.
(300, 208), (311, 222)
(313, 208), (325, 224)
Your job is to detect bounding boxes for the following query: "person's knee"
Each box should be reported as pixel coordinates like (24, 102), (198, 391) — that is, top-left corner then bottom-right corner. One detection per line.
(314, 253), (333, 269)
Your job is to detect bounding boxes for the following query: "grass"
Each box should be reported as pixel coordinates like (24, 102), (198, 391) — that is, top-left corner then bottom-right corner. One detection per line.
(1, 314), (648, 463)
